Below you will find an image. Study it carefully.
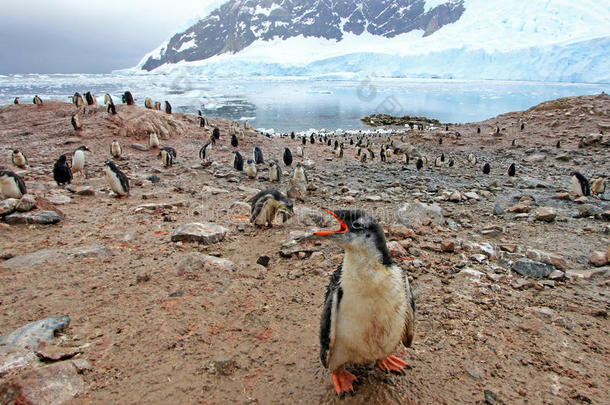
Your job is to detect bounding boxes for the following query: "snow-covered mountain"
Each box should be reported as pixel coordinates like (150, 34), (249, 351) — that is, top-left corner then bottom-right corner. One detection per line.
(136, 0), (610, 83)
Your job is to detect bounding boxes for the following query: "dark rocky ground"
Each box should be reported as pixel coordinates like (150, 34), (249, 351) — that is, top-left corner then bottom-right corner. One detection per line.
(0, 94), (609, 404)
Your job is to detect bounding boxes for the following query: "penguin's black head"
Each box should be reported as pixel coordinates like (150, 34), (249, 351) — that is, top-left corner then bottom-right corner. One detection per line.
(105, 160), (118, 170)
(314, 208), (391, 265)
(13, 150), (19, 154)
(58, 155), (67, 163)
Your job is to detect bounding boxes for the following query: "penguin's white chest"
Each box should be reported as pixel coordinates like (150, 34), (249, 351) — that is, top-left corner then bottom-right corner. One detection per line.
(13, 154), (26, 167)
(246, 164), (257, 178)
(571, 176), (583, 196)
(105, 167), (126, 195)
(293, 169), (306, 183)
(0, 178), (23, 199)
(72, 151), (85, 172)
(111, 143), (121, 157)
(330, 256), (407, 370)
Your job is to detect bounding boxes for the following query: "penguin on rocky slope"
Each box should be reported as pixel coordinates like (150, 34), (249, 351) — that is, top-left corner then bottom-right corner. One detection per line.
(11, 150), (27, 169)
(250, 189), (294, 228)
(269, 161), (282, 182)
(253, 147), (264, 164)
(233, 151), (244, 171)
(571, 171), (590, 197)
(283, 148), (293, 167)
(53, 155), (72, 186)
(72, 145), (90, 176)
(159, 147), (175, 167)
(0, 170), (27, 199)
(104, 160), (129, 198)
(312, 208), (415, 398)
(245, 159), (257, 179)
(149, 132), (160, 149)
(110, 140), (122, 159)
(199, 142), (212, 164)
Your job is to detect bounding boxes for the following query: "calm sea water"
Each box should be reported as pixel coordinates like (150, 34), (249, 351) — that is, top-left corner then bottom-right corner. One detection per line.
(1, 74), (608, 132)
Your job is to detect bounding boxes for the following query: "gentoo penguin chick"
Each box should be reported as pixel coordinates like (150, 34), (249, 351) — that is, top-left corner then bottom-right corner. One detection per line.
(199, 142), (212, 163)
(231, 134), (238, 148)
(360, 152), (367, 163)
(292, 162), (308, 184)
(104, 93), (113, 105)
(144, 97), (153, 109)
(467, 153), (477, 165)
(402, 153), (409, 165)
(72, 146), (90, 176)
(110, 140), (122, 159)
(440, 152), (445, 162)
(14, 97), (20, 105)
(508, 163), (516, 177)
(556, 140), (561, 148)
(511, 139), (517, 147)
(123, 91), (134, 105)
(104, 160), (129, 198)
(149, 132), (160, 149)
(269, 161), (282, 182)
(33, 95), (43, 105)
(73, 92), (85, 107)
(283, 148), (293, 166)
(213, 127), (220, 140)
(385, 147), (392, 159)
(591, 178), (605, 195)
(336, 144), (343, 158)
(53, 155), (72, 186)
(84, 91), (96, 105)
(571, 171), (590, 197)
(314, 209), (414, 398)
(482, 163), (491, 174)
(434, 156), (442, 167)
(164, 101), (172, 114)
(233, 151), (244, 171)
(159, 147), (174, 167)
(245, 159), (257, 179)
(416, 158), (423, 170)
(0, 170), (27, 199)
(296, 146), (304, 157)
(11, 150), (27, 169)
(520, 122), (525, 131)
(250, 189), (294, 228)
(380, 147), (386, 163)
(71, 114), (83, 131)
(253, 147), (264, 164)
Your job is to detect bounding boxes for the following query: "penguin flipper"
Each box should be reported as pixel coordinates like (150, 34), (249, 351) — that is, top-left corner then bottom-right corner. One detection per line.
(16, 174), (27, 195)
(402, 272), (415, 348)
(320, 265), (343, 368)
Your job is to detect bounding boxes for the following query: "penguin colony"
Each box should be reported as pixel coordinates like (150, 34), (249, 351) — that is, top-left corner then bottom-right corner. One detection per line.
(6, 90), (607, 399)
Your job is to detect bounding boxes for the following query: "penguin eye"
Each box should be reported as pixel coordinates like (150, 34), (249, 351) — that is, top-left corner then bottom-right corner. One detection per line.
(351, 221), (363, 230)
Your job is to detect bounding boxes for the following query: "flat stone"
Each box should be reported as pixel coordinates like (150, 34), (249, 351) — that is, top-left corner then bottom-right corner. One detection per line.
(535, 207), (556, 222)
(0, 360), (84, 405)
(457, 268), (484, 280)
(449, 190), (462, 202)
(512, 259), (554, 279)
(492, 203), (504, 216)
(135, 201), (187, 212)
(508, 203), (530, 213)
(132, 143), (149, 151)
(76, 187), (95, 196)
(548, 270), (565, 280)
(366, 195), (382, 202)
(176, 252), (235, 276)
(172, 222), (229, 244)
(464, 192), (480, 200)
(15, 194), (36, 212)
(577, 204), (603, 218)
(0, 198), (19, 216)
(47, 195), (72, 205)
(554, 192), (571, 200)
(202, 186), (229, 195)
(525, 249), (567, 270)
(440, 240), (456, 253)
(395, 202), (444, 227)
(71, 244), (113, 259)
(523, 154), (546, 163)
(0, 316), (70, 349)
(4, 210), (61, 225)
(3, 245), (112, 269)
(500, 244), (517, 253)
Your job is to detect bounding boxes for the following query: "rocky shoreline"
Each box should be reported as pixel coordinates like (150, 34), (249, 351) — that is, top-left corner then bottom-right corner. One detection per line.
(0, 93), (609, 404)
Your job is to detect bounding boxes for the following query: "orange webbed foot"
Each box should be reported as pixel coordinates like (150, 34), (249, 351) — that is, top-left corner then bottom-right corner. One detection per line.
(376, 355), (408, 375)
(331, 366), (358, 399)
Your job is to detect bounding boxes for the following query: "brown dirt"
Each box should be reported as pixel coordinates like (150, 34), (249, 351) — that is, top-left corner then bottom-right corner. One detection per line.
(0, 94), (609, 405)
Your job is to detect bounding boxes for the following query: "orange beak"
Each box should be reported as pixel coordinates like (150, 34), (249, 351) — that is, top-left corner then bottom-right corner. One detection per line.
(313, 208), (349, 236)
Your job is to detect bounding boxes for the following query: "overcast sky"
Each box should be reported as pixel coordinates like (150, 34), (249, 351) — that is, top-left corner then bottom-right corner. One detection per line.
(0, 0), (225, 74)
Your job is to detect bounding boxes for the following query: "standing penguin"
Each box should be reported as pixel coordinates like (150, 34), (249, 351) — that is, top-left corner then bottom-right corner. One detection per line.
(283, 148), (293, 166)
(72, 146), (90, 176)
(199, 116), (206, 128)
(144, 97), (153, 109)
(11, 150), (27, 169)
(72, 92), (85, 107)
(107, 101), (117, 115)
(250, 189), (294, 228)
(556, 140), (561, 148)
(149, 132), (160, 149)
(71, 114), (83, 131)
(448, 159), (454, 167)
(213, 127), (220, 140)
(477, 127), (481, 134)
(292, 162), (308, 185)
(302, 136), (307, 145)
(164, 101), (172, 114)
(402, 153), (409, 165)
(296, 146), (304, 157)
(310, 134), (315, 144)
(253, 147), (264, 164)
(33, 95), (43, 105)
(290, 131), (295, 139)
(154, 102), (161, 111)
(84, 91), (96, 105)
(336, 144), (344, 159)
(434, 156), (442, 167)
(591, 178), (606, 195)
(159, 147), (174, 167)
(467, 153), (477, 166)
(233, 151), (244, 171)
(245, 159), (257, 179)
(110, 140), (122, 159)
(104, 161), (129, 197)
(13, 97), (20, 105)
(104, 93), (113, 105)
(314, 208), (414, 398)
(53, 155), (72, 186)
(123, 91), (135, 105)
(269, 161), (282, 182)
(199, 142), (212, 163)
(231, 134), (238, 148)
(508, 163), (516, 177)
(440, 152), (445, 162)
(571, 171), (591, 197)
(0, 170), (27, 199)
(416, 158), (423, 171)
(482, 163), (491, 174)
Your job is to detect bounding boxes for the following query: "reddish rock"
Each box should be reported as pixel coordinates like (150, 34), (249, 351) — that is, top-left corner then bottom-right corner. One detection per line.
(387, 241), (408, 258)
(500, 244), (517, 253)
(508, 203), (530, 213)
(440, 240), (456, 253)
(590, 251), (608, 267)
